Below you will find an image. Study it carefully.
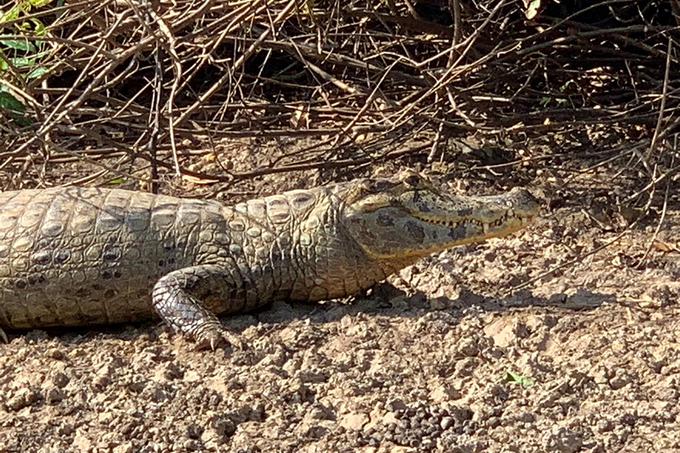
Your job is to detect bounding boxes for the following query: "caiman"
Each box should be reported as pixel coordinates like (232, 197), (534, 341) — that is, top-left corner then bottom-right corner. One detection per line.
(0, 171), (540, 348)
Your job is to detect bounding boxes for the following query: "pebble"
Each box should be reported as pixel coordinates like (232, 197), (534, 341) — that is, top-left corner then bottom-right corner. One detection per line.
(340, 412), (369, 431)
(6, 388), (39, 411)
(542, 427), (583, 453)
(44, 386), (65, 404)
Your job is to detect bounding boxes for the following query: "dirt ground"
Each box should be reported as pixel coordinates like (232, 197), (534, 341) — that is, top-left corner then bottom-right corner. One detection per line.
(1, 139), (679, 453)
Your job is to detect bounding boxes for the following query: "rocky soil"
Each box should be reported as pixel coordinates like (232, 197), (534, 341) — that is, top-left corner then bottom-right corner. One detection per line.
(1, 156), (679, 453)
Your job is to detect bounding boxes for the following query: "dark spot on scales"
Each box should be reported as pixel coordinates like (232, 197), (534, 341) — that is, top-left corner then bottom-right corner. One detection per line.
(448, 224), (469, 240)
(32, 251), (51, 265)
(457, 207), (473, 216)
(28, 274), (46, 286)
(405, 221), (425, 241)
(54, 250), (71, 264)
(377, 213), (394, 226)
(412, 192), (432, 213)
(102, 269), (123, 280)
(294, 193), (313, 204)
(102, 248), (120, 262)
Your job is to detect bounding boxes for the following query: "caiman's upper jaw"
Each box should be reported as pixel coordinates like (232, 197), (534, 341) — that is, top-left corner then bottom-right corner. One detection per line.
(402, 186), (540, 239)
(410, 192), (538, 235)
(410, 210), (534, 237)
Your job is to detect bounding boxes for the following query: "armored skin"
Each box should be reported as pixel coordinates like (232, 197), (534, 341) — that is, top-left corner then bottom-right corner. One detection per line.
(0, 171), (540, 348)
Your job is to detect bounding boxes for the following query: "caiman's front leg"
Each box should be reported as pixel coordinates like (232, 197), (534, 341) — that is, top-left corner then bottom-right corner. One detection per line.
(152, 264), (252, 350)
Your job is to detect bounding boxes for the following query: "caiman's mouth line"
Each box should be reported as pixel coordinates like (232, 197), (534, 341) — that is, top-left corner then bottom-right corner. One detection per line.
(411, 212), (533, 232)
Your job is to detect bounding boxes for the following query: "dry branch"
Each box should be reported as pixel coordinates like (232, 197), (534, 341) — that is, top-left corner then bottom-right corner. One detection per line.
(0, 0), (676, 203)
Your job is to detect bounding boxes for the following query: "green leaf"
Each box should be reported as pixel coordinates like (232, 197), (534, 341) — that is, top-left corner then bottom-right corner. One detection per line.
(108, 177), (127, 185)
(9, 56), (35, 68)
(27, 66), (48, 79)
(505, 370), (534, 388)
(0, 39), (36, 52)
(0, 91), (26, 113)
(28, 0), (54, 7)
(0, 6), (22, 23)
(13, 114), (32, 127)
(30, 18), (46, 36)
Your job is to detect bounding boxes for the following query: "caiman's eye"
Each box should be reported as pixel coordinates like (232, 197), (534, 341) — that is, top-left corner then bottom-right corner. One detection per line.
(363, 179), (393, 193)
(403, 174), (420, 187)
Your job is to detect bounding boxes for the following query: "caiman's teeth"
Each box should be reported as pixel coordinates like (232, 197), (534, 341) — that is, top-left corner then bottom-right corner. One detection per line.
(415, 214), (521, 231)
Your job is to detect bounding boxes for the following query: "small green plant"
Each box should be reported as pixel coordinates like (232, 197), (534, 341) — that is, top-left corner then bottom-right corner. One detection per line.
(505, 370), (534, 388)
(0, 0), (55, 121)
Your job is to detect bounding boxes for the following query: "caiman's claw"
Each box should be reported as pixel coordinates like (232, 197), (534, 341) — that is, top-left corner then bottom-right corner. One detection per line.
(195, 329), (226, 351)
(0, 328), (8, 344)
(193, 326), (243, 352)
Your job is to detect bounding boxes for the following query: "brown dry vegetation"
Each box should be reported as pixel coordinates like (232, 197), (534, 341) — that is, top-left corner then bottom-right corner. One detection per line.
(1, 1), (680, 452)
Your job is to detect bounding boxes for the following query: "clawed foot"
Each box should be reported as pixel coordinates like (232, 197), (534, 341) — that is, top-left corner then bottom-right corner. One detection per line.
(0, 328), (7, 344)
(193, 326), (243, 352)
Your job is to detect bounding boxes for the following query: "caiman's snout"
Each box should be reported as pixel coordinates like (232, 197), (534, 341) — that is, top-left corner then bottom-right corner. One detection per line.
(442, 187), (541, 237)
(504, 187), (541, 217)
(409, 186), (540, 228)
(485, 187), (541, 224)
(344, 176), (542, 261)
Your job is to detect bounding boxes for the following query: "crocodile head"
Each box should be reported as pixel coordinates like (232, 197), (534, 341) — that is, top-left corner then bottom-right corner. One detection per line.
(341, 171), (540, 262)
